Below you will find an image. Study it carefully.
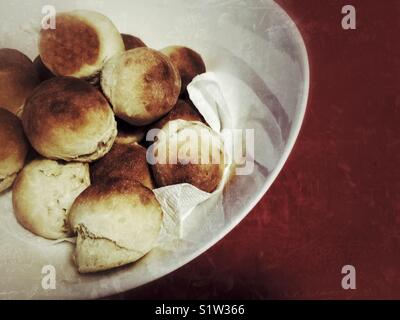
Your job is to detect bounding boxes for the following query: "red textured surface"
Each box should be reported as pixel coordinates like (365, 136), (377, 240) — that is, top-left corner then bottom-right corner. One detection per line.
(110, 0), (400, 299)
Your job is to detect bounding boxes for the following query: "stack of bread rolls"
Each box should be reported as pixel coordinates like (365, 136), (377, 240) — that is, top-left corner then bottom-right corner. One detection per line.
(0, 10), (224, 273)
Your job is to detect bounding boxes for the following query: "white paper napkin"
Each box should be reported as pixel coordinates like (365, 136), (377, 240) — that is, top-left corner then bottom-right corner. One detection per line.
(153, 72), (234, 240)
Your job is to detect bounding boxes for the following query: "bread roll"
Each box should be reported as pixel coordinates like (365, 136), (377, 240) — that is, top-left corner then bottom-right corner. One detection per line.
(0, 108), (29, 192)
(12, 159), (90, 239)
(22, 77), (117, 162)
(101, 47), (181, 125)
(39, 10), (124, 79)
(150, 120), (225, 193)
(160, 46), (206, 95)
(115, 119), (147, 144)
(33, 56), (54, 82)
(69, 178), (162, 273)
(152, 99), (205, 130)
(91, 142), (154, 189)
(0, 48), (40, 114)
(121, 33), (146, 50)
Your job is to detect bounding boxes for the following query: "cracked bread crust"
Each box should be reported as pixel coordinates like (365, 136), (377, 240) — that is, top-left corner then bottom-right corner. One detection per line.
(12, 159), (90, 239)
(74, 224), (145, 273)
(0, 173), (17, 193)
(69, 178), (162, 273)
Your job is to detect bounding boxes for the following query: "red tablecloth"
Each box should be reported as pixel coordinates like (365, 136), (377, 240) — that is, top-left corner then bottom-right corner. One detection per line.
(112, 0), (400, 299)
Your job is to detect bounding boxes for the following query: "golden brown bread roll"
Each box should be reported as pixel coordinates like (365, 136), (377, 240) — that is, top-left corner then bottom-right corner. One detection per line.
(0, 108), (29, 192)
(90, 142), (154, 189)
(150, 120), (225, 193)
(39, 10), (124, 79)
(160, 46), (206, 95)
(22, 77), (117, 162)
(12, 159), (90, 239)
(69, 178), (162, 273)
(101, 47), (181, 126)
(121, 33), (146, 50)
(0, 48), (40, 115)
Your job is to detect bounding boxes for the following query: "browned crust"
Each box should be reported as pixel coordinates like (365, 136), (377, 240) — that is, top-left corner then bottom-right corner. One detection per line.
(0, 49), (40, 114)
(143, 61), (174, 113)
(152, 99), (206, 130)
(137, 50), (181, 119)
(151, 116), (223, 192)
(0, 48), (33, 67)
(39, 14), (100, 76)
(152, 162), (223, 193)
(75, 178), (156, 206)
(105, 48), (181, 126)
(22, 77), (112, 155)
(90, 142), (154, 189)
(23, 77), (108, 131)
(164, 46), (206, 94)
(0, 108), (29, 167)
(33, 56), (54, 82)
(121, 33), (146, 50)
(116, 119), (147, 144)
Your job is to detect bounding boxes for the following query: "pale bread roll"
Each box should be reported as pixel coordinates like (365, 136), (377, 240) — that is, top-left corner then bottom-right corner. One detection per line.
(22, 77), (117, 162)
(69, 178), (162, 273)
(39, 10), (124, 79)
(12, 159), (90, 240)
(0, 108), (29, 192)
(150, 120), (225, 193)
(0, 49), (40, 115)
(101, 47), (181, 126)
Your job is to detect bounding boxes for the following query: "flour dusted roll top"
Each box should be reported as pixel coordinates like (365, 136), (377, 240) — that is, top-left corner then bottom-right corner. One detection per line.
(22, 77), (117, 162)
(39, 10), (124, 79)
(12, 159), (90, 240)
(101, 47), (181, 126)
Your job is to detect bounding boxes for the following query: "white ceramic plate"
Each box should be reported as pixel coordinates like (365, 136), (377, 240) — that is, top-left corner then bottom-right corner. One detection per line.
(0, 0), (309, 299)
